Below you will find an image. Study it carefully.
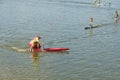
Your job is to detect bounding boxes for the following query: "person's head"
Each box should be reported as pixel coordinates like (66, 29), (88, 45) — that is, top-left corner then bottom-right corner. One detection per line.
(33, 38), (39, 44)
(90, 17), (93, 22)
(90, 17), (93, 19)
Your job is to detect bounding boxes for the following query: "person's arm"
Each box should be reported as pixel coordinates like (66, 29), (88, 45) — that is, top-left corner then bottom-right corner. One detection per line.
(29, 44), (34, 52)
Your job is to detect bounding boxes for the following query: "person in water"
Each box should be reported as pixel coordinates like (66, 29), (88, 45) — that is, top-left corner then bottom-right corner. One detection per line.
(93, 0), (100, 5)
(108, 0), (111, 7)
(93, 0), (97, 4)
(28, 36), (42, 52)
(29, 36), (41, 47)
(89, 17), (94, 29)
(98, 0), (100, 4)
(114, 10), (119, 24)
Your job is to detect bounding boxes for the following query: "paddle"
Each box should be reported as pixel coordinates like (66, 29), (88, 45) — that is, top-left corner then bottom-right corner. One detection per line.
(42, 38), (45, 50)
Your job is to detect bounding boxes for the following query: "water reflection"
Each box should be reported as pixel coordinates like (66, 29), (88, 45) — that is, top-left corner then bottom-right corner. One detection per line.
(29, 50), (69, 70)
(88, 28), (93, 36)
(29, 52), (40, 70)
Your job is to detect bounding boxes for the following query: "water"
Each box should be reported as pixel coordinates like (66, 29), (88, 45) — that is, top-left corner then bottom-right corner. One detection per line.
(0, 0), (120, 80)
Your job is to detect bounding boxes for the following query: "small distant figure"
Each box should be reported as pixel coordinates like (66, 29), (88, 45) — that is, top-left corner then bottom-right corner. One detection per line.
(108, 0), (111, 7)
(93, 0), (97, 4)
(89, 17), (94, 28)
(98, 0), (100, 4)
(114, 10), (119, 24)
(93, 0), (100, 6)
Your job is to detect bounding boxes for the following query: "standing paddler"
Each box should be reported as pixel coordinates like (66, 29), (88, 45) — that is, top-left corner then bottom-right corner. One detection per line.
(114, 10), (119, 24)
(89, 17), (94, 29)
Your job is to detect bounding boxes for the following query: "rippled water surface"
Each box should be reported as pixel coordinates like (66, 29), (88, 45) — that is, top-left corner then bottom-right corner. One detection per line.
(0, 0), (120, 80)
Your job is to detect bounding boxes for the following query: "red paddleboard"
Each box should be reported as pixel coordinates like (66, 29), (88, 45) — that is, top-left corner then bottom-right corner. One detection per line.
(31, 47), (69, 52)
(12, 47), (69, 53)
(44, 48), (69, 52)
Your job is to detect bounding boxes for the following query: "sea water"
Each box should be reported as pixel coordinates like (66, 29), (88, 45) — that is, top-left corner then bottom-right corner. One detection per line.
(0, 0), (120, 80)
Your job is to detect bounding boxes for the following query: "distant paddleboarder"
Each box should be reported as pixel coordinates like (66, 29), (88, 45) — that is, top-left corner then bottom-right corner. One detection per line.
(108, 0), (111, 7)
(114, 10), (119, 24)
(93, 0), (97, 4)
(84, 18), (94, 29)
(93, 0), (100, 6)
(89, 17), (94, 29)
